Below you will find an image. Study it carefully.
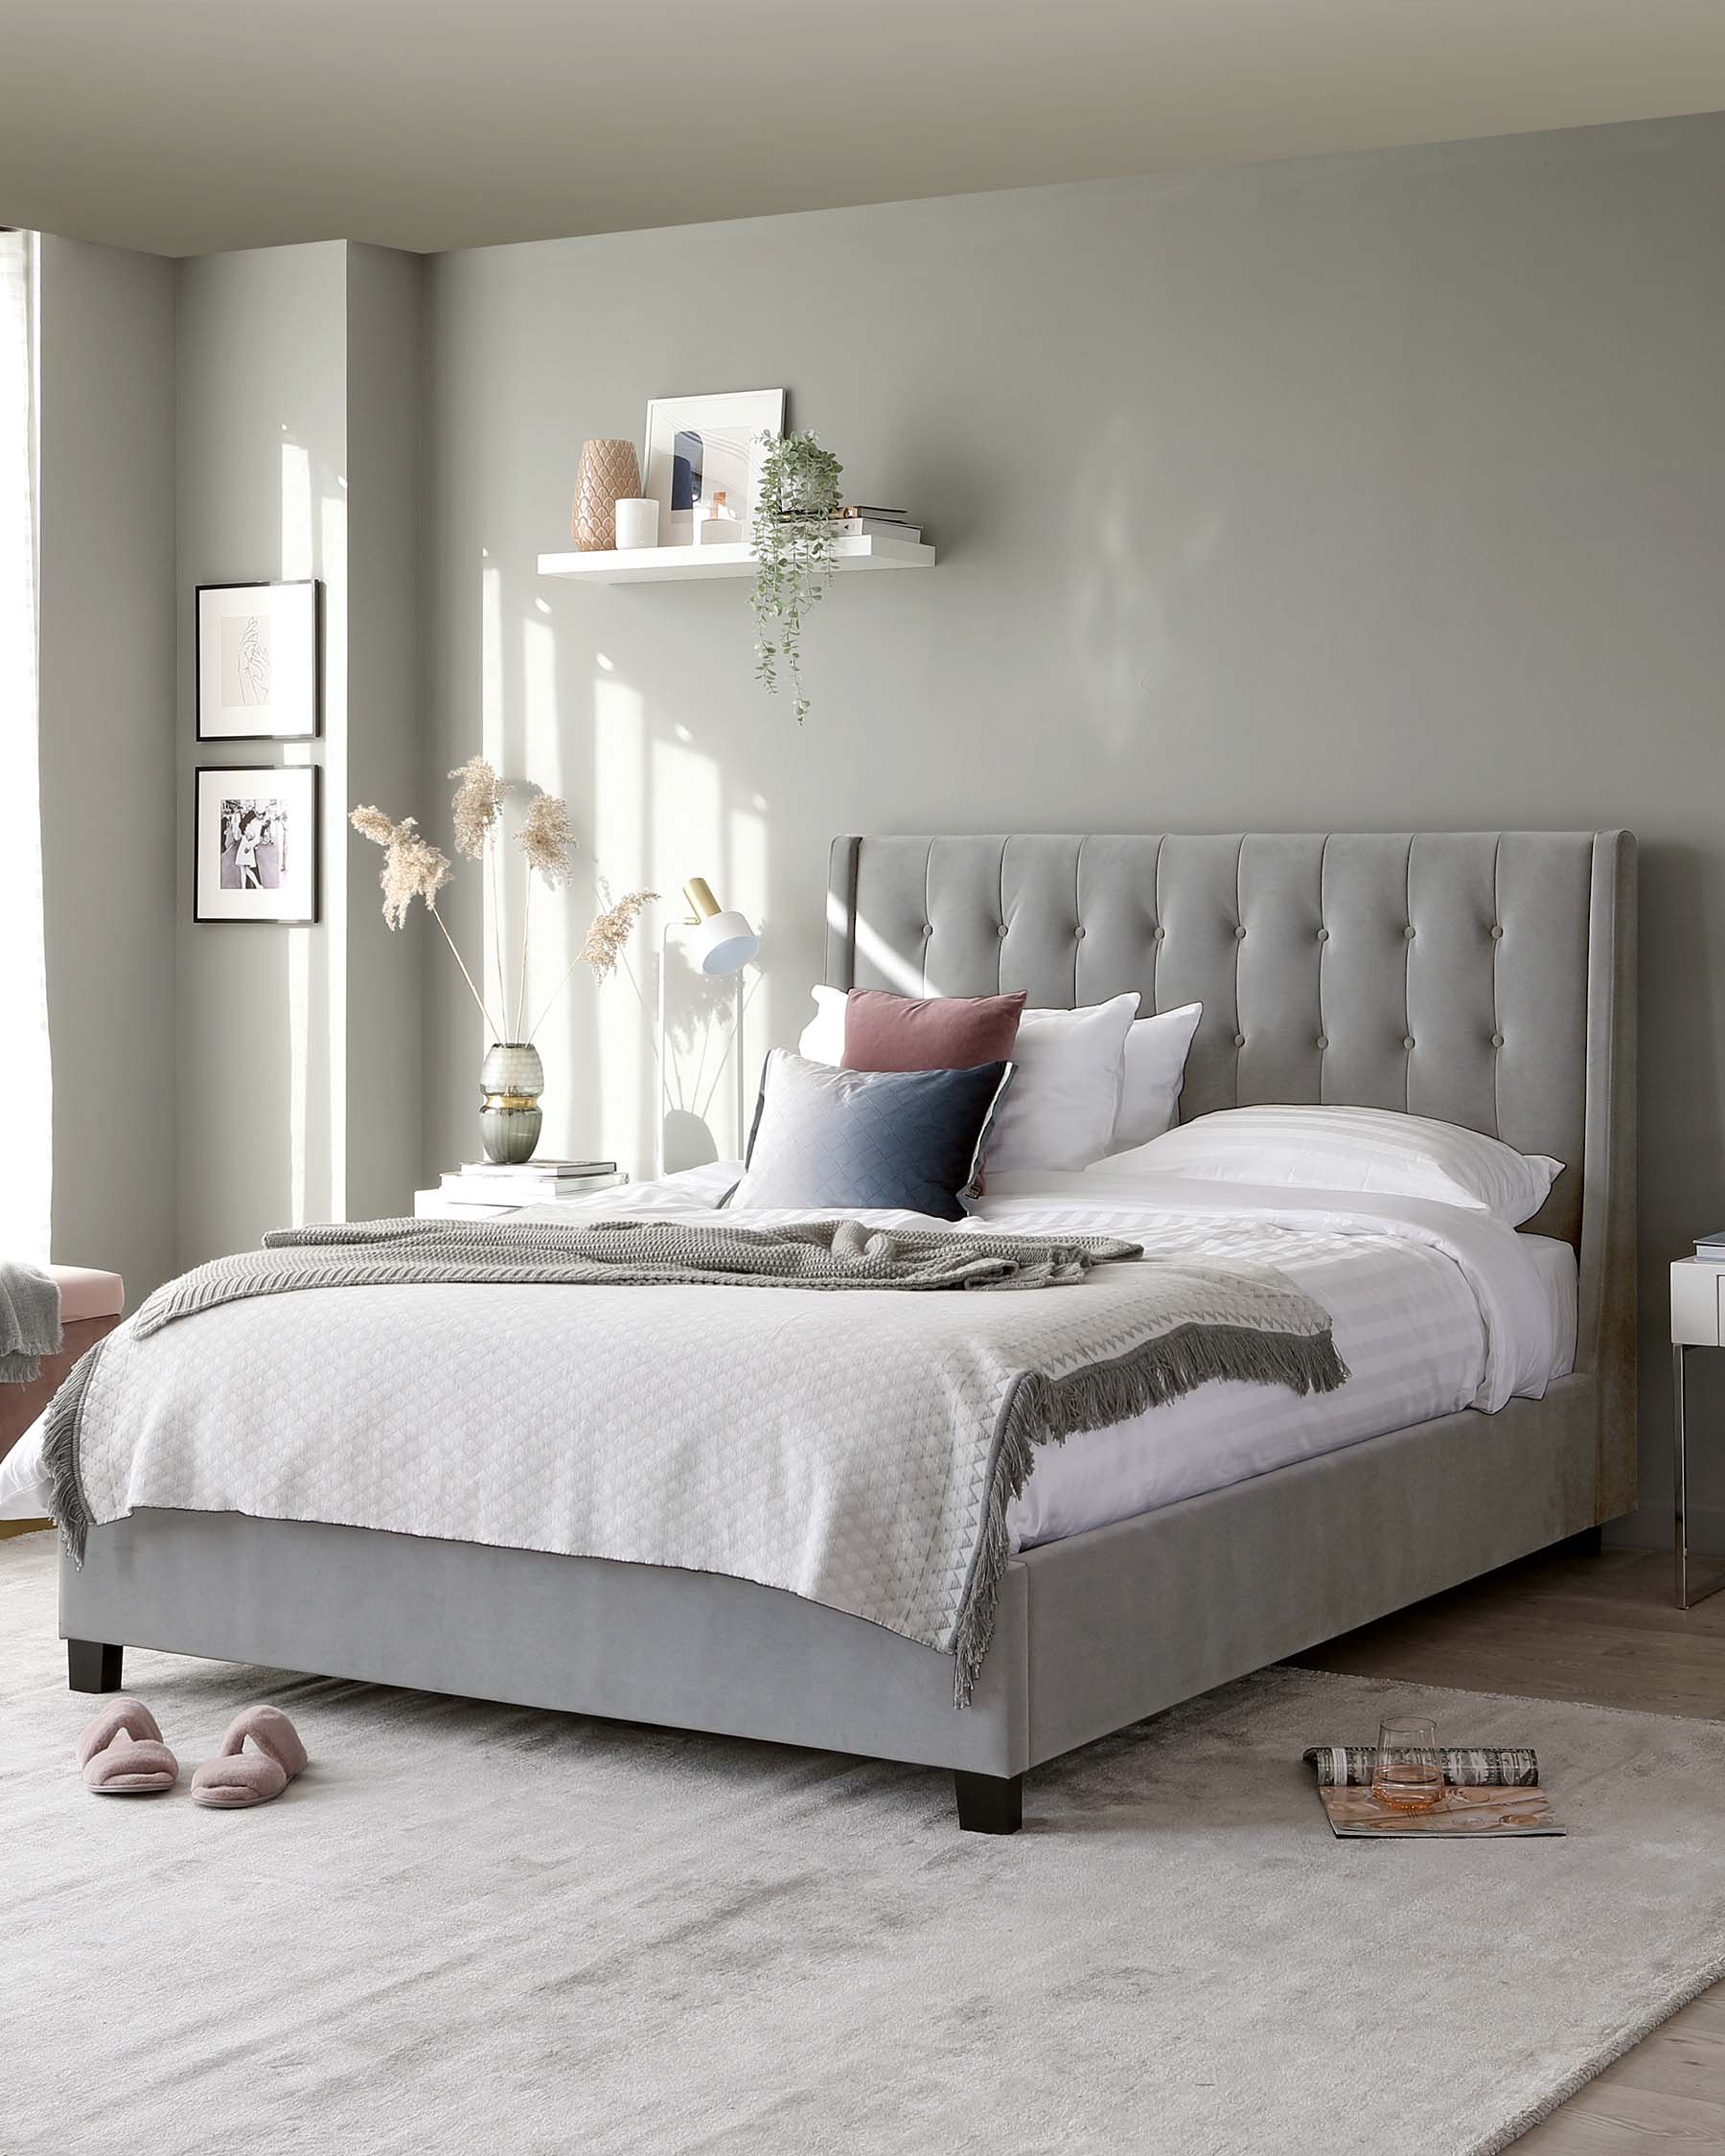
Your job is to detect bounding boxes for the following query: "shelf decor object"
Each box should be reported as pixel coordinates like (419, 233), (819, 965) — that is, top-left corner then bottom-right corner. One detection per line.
(750, 430), (844, 723)
(642, 388), (784, 547)
(613, 496), (659, 550)
(350, 763), (656, 1165)
(572, 439), (643, 552)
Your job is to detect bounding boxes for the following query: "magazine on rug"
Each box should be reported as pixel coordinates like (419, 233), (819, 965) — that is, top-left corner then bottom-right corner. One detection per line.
(1303, 1744), (1566, 1839)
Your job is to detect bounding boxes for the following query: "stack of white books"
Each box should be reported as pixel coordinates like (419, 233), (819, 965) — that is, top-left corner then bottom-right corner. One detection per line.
(829, 505), (922, 542)
(437, 1159), (628, 1216)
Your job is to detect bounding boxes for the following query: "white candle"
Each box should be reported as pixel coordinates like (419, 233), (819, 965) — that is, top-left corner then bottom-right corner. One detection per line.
(613, 497), (659, 550)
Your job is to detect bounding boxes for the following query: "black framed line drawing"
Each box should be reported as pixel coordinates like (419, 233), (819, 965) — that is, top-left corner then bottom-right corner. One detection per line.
(193, 765), (319, 924)
(196, 580), (320, 740)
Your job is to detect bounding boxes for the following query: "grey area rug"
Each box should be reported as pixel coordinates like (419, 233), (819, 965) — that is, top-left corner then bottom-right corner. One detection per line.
(4, 1531), (1724, 2156)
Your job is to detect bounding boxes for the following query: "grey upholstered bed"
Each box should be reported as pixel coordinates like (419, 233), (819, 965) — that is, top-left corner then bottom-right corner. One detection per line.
(61, 831), (1636, 1833)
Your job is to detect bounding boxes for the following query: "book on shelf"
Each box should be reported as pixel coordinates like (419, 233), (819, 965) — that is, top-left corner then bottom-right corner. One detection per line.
(830, 518), (921, 543)
(834, 504), (909, 521)
(1694, 1231), (1725, 1260)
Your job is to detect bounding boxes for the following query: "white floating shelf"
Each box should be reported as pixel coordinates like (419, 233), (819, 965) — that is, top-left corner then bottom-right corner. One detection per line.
(537, 534), (936, 585)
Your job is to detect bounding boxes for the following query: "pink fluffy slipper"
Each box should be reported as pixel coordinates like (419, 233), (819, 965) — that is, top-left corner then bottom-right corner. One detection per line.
(78, 1698), (180, 1796)
(190, 1705), (308, 1810)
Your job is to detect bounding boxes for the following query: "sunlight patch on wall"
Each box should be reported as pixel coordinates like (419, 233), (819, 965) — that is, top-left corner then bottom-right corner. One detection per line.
(281, 437), (315, 1222)
(280, 441), (312, 581)
(519, 612), (568, 1116)
(318, 472), (346, 1221)
(849, 909), (928, 996)
(594, 670), (649, 1174)
(478, 559), (507, 1038)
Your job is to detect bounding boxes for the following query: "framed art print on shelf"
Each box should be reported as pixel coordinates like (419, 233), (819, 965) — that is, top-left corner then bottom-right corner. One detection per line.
(194, 765), (318, 924)
(196, 580), (320, 740)
(642, 389), (784, 546)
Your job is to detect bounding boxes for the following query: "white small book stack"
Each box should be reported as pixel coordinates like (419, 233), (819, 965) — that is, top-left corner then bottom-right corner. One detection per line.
(430, 1159), (629, 1219)
(829, 505), (921, 542)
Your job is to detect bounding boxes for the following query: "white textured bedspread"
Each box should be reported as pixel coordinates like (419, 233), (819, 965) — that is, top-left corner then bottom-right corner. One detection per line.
(42, 1183), (1357, 1701)
(3, 1169), (1569, 1560)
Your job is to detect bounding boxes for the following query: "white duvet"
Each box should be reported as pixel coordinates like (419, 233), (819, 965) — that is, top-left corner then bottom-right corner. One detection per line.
(0, 1162), (1574, 1549)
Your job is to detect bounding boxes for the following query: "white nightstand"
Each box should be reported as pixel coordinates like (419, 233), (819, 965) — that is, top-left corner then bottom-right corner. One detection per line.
(414, 1173), (630, 1222)
(1668, 1258), (1725, 1609)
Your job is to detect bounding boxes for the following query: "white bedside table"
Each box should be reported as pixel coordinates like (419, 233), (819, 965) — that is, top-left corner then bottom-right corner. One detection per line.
(415, 1173), (630, 1222)
(1668, 1258), (1725, 1609)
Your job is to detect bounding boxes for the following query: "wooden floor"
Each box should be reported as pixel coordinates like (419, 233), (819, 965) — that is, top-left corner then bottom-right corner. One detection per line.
(1292, 1547), (1725, 2151)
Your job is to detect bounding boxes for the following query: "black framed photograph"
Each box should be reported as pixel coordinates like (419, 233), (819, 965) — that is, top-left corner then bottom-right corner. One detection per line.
(194, 765), (318, 924)
(196, 580), (320, 740)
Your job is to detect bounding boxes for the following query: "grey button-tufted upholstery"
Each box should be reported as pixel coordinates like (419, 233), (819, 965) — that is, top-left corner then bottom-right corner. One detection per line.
(826, 832), (1633, 1257)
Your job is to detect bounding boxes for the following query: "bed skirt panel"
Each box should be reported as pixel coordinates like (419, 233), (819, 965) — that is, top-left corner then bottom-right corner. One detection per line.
(59, 1511), (1031, 1778)
(1021, 1372), (1599, 1765)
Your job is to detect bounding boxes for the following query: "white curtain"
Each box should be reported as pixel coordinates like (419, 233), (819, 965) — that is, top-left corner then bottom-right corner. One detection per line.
(0, 232), (52, 1260)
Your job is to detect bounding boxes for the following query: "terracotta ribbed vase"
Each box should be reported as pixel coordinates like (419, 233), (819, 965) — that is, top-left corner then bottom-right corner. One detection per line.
(572, 439), (642, 552)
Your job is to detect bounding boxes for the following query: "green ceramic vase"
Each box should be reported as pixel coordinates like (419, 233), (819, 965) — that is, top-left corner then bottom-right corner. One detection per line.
(479, 1042), (544, 1164)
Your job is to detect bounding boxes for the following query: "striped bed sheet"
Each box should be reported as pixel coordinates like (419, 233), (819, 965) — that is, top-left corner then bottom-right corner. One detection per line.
(974, 1170), (1576, 1549)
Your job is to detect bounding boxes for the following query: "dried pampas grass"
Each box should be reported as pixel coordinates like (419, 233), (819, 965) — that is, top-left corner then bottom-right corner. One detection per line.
(448, 757), (508, 859)
(525, 887), (657, 1040)
(351, 803), (495, 1035)
(353, 767), (652, 1049)
(581, 889), (657, 984)
(516, 793), (575, 888)
(350, 807), (452, 929)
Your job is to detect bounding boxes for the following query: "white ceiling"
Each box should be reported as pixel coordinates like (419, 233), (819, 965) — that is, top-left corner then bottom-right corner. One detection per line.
(4, 0), (1722, 257)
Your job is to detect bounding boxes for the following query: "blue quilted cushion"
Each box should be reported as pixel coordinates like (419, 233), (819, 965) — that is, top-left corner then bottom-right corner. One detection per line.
(724, 1049), (1014, 1221)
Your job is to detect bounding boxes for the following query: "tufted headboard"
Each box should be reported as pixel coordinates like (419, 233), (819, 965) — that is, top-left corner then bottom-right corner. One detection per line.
(827, 833), (1637, 1502)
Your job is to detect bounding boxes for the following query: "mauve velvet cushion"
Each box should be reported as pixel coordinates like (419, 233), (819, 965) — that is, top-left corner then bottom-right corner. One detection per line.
(842, 987), (1025, 1072)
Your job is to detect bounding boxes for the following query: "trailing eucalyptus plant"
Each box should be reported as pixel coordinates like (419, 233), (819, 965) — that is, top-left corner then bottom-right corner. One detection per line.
(750, 429), (843, 723)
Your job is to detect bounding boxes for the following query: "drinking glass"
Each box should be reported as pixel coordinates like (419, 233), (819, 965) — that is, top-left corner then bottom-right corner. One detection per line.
(1370, 1715), (1444, 1812)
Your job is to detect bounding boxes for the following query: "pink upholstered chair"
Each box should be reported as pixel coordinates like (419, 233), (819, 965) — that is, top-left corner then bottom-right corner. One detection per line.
(0, 1267), (126, 1520)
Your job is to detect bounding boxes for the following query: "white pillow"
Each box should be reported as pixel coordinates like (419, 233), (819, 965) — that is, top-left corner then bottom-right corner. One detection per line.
(1112, 1002), (1204, 1152)
(981, 995), (1140, 1173)
(1105, 1105), (1562, 1225)
(797, 984), (849, 1066)
(796, 985), (1145, 1173)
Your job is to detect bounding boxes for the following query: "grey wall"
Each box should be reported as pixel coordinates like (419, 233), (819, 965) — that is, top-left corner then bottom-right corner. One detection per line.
(35, 236), (178, 1300)
(175, 239), (424, 1265)
(343, 242), (424, 1223)
(423, 112), (1725, 1546)
(175, 241), (349, 1266)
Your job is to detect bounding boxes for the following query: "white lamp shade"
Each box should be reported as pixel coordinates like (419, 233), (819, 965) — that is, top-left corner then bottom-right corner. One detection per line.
(691, 908), (758, 976)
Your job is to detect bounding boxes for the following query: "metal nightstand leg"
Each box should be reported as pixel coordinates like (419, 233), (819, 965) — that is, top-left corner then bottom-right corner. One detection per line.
(1673, 1342), (1725, 1609)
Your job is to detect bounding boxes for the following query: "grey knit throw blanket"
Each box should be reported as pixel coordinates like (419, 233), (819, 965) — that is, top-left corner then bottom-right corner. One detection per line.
(134, 1216), (1147, 1335)
(0, 1258), (61, 1383)
(50, 1216), (1348, 1705)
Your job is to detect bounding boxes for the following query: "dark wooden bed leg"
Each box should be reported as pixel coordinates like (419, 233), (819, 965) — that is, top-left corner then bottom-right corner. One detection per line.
(67, 1640), (124, 1693)
(954, 1770), (1023, 1835)
(1552, 1525), (1603, 1559)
